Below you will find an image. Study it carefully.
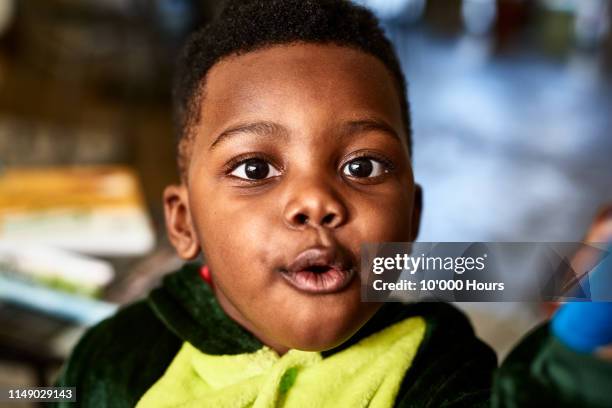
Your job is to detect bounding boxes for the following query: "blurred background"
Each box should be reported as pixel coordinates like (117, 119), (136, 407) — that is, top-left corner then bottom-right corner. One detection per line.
(0, 0), (611, 402)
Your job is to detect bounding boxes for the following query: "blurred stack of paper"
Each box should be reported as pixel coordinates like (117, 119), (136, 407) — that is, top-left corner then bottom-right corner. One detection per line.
(0, 165), (155, 256)
(0, 241), (117, 325)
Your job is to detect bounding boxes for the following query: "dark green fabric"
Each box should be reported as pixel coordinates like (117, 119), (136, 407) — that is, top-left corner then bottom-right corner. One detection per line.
(492, 324), (612, 408)
(147, 262), (262, 354)
(52, 301), (182, 408)
(393, 303), (496, 408)
(53, 263), (612, 407)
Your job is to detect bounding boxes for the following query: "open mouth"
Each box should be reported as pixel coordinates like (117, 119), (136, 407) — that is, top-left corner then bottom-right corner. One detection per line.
(279, 247), (356, 294)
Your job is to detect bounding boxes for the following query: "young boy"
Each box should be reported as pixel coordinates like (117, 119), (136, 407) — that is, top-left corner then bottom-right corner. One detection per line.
(54, 1), (612, 407)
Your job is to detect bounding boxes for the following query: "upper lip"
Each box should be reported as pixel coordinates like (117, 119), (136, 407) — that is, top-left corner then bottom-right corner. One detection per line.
(284, 246), (353, 274)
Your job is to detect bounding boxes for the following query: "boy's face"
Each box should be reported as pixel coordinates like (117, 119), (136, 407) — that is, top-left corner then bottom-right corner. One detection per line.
(165, 43), (421, 353)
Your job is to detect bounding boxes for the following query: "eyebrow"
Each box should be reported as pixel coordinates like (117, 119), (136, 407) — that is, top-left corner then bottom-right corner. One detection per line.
(208, 117), (401, 150)
(209, 121), (289, 150)
(340, 118), (401, 143)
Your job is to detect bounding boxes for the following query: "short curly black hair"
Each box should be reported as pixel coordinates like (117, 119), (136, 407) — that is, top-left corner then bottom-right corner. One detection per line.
(173, 0), (411, 176)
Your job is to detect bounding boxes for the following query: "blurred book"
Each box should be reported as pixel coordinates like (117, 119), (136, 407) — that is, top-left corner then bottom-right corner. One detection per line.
(0, 165), (155, 256)
(0, 241), (117, 325)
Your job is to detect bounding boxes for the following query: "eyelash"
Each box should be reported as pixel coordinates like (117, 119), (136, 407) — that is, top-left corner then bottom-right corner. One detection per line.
(346, 151), (395, 172)
(224, 153), (280, 174)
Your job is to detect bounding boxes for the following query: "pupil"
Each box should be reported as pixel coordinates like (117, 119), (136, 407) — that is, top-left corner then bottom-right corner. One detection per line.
(349, 158), (373, 177)
(244, 159), (269, 179)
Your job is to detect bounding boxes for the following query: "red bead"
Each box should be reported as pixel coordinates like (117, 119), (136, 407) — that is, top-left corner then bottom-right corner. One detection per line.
(200, 265), (212, 286)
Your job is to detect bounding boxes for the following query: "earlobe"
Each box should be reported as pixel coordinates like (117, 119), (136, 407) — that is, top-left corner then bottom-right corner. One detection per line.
(410, 184), (423, 241)
(163, 184), (201, 260)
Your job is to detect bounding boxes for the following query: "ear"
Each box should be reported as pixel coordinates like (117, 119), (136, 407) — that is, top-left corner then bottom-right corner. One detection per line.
(163, 184), (201, 260)
(410, 184), (423, 241)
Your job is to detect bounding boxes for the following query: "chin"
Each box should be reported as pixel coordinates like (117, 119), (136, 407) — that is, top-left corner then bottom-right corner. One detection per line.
(285, 330), (354, 352)
(278, 301), (376, 352)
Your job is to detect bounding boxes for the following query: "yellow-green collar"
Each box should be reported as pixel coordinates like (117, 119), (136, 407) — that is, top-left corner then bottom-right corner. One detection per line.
(137, 316), (426, 408)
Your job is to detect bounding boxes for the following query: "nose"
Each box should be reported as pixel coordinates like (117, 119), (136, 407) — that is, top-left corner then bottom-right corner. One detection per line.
(283, 180), (348, 230)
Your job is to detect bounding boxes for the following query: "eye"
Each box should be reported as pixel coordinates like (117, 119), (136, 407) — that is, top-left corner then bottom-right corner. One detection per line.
(230, 158), (281, 180)
(342, 157), (388, 178)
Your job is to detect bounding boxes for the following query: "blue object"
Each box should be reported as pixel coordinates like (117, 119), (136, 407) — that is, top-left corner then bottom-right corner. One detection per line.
(552, 243), (612, 353)
(0, 275), (117, 326)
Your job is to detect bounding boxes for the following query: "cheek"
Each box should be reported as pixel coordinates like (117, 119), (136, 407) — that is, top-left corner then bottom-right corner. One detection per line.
(349, 187), (414, 244)
(195, 192), (280, 286)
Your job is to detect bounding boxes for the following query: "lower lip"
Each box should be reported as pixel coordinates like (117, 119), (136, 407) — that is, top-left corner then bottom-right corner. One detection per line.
(280, 267), (356, 294)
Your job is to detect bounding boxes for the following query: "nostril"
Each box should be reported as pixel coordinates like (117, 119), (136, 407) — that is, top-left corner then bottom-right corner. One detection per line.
(295, 213), (309, 225)
(322, 213), (335, 226)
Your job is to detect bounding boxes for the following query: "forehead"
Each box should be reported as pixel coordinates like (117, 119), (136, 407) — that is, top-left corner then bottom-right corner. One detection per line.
(194, 43), (407, 149)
